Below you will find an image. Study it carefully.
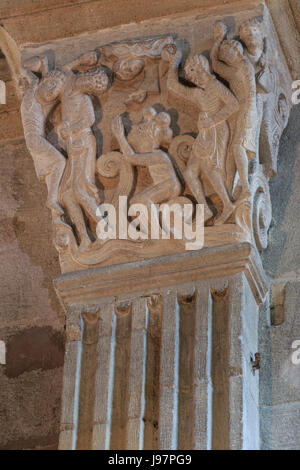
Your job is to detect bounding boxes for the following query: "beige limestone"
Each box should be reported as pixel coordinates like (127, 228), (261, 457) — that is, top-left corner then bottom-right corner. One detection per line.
(0, 0), (299, 451)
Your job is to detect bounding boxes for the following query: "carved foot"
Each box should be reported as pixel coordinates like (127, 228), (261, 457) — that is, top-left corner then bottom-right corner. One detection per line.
(204, 206), (214, 222)
(47, 200), (64, 217)
(52, 216), (70, 229)
(237, 190), (251, 204)
(79, 237), (92, 251)
(214, 203), (235, 226)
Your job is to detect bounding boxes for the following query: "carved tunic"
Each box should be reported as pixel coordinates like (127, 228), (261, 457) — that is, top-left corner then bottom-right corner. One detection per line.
(168, 74), (237, 172)
(21, 83), (45, 137)
(212, 56), (258, 155)
(21, 82), (61, 180)
(59, 82), (99, 202)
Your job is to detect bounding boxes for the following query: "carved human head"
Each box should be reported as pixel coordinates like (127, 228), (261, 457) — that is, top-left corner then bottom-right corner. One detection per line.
(184, 55), (212, 87)
(153, 111), (173, 148)
(128, 107), (172, 152)
(113, 57), (145, 81)
(142, 106), (157, 122)
(75, 66), (111, 95)
(218, 40), (244, 65)
(38, 69), (66, 103)
(239, 18), (264, 52)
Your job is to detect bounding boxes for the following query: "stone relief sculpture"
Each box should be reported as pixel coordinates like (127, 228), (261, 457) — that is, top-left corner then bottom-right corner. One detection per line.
(111, 107), (181, 234)
(97, 36), (172, 154)
(211, 22), (258, 202)
(19, 20), (290, 271)
(163, 44), (238, 225)
(20, 56), (66, 224)
(239, 18), (289, 176)
(54, 52), (111, 249)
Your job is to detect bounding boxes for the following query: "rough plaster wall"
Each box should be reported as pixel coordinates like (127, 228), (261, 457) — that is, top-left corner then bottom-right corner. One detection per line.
(0, 140), (65, 449)
(260, 105), (300, 450)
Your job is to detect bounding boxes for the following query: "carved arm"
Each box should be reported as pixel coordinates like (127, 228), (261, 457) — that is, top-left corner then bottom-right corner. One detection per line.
(62, 51), (99, 73)
(162, 45), (196, 105)
(112, 115), (163, 167)
(69, 113), (95, 135)
(210, 80), (239, 126)
(210, 41), (232, 82)
(21, 55), (50, 87)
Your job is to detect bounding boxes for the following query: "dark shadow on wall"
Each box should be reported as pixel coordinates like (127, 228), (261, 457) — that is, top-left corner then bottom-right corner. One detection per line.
(262, 105), (300, 279)
(10, 141), (64, 320)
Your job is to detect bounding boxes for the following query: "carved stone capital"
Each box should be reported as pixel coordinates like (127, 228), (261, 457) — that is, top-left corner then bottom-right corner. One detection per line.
(14, 3), (292, 275)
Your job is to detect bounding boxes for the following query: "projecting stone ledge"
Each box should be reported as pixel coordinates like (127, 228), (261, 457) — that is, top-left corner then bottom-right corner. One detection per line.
(54, 241), (265, 450)
(54, 242), (268, 309)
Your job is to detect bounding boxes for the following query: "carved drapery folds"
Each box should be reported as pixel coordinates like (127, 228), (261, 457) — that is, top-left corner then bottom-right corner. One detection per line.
(19, 15), (291, 273)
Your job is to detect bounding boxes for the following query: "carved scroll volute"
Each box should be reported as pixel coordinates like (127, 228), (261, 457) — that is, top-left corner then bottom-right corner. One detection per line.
(96, 151), (134, 208)
(169, 134), (195, 177)
(234, 168), (272, 251)
(251, 172), (272, 251)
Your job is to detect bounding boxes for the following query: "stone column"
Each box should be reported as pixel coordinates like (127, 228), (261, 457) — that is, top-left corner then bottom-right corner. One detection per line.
(55, 243), (267, 450)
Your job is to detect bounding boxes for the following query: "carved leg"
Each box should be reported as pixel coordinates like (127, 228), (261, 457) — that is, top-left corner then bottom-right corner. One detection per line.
(83, 136), (101, 205)
(202, 169), (235, 225)
(71, 143), (101, 224)
(184, 156), (213, 221)
(26, 134), (66, 216)
(75, 186), (100, 225)
(131, 179), (181, 236)
(231, 144), (251, 202)
(45, 162), (66, 219)
(61, 190), (91, 249)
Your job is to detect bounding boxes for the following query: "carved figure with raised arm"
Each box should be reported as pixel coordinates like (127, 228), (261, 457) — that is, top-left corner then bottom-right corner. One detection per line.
(163, 44), (238, 224)
(211, 22), (258, 202)
(239, 18), (287, 176)
(239, 18), (267, 74)
(56, 51), (111, 249)
(20, 55), (67, 224)
(111, 106), (181, 230)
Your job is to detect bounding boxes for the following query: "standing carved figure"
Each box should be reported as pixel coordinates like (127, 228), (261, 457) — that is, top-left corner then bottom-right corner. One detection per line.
(20, 55), (67, 224)
(239, 18), (267, 78)
(163, 45), (238, 224)
(211, 22), (258, 201)
(239, 18), (285, 176)
(97, 37), (172, 153)
(111, 107), (181, 230)
(56, 52), (111, 249)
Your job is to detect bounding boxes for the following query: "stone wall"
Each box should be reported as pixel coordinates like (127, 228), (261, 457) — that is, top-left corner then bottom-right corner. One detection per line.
(0, 55), (65, 447)
(260, 105), (300, 450)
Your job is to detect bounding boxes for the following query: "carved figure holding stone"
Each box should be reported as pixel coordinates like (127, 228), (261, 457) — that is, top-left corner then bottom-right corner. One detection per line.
(21, 55), (67, 224)
(211, 22), (258, 201)
(56, 52), (111, 249)
(111, 107), (181, 231)
(163, 44), (238, 224)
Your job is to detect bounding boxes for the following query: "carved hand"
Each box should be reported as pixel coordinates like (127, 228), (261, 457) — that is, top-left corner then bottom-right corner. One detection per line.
(161, 44), (182, 66)
(22, 56), (42, 73)
(59, 121), (71, 140)
(40, 55), (49, 74)
(111, 115), (125, 139)
(198, 114), (215, 130)
(214, 21), (227, 43)
(77, 51), (99, 67)
(258, 55), (267, 70)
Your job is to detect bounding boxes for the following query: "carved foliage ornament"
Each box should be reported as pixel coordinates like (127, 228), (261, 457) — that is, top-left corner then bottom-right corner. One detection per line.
(19, 20), (290, 271)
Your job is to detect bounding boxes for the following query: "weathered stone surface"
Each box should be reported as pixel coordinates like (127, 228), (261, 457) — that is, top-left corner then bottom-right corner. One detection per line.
(0, 367), (63, 449)
(259, 281), (300, 450)
(5, 326), (64, 378)
(0, 139), (64, 449)
(0, 1), (262, 46)
(0, 0), (299, 451)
